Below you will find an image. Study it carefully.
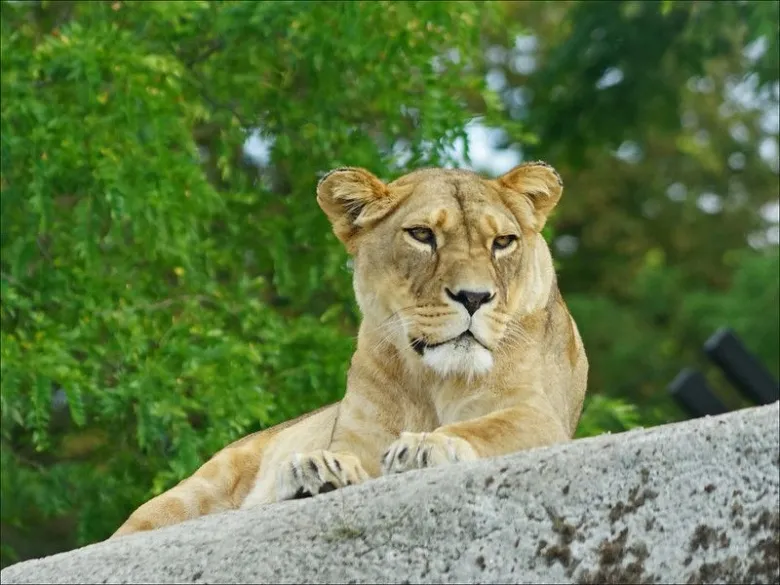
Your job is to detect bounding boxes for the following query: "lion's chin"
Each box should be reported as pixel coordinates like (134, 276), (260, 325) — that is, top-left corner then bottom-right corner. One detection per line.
(421, 342), (493, 380)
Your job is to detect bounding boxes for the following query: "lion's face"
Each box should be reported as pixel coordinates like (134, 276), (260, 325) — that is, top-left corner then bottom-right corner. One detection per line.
(317, 163), (563, 379)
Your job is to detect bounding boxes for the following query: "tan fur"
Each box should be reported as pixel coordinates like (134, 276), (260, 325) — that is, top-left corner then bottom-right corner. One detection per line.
(112, 162), (588, 537)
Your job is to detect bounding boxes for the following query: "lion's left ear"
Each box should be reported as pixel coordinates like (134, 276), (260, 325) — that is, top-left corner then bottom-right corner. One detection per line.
(496, 161), (563, 232)
(316, 167), (401, 253)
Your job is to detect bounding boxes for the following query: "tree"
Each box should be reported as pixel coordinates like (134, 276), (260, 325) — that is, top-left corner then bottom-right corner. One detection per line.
(482, 0), (779, 423)
(0, 0), (512, 565)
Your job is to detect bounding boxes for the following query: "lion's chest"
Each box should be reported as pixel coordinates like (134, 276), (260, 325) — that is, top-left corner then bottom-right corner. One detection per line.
(395, 383), (492, 432)
(427, 381), (499, 427)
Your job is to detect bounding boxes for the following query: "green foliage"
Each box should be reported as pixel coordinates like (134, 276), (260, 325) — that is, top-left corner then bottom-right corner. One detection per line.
(0, 0), (508, 565)
(576, 395), (643, 439)
(487, 0), (779, 419)
(515, 0), (779, 165)
(569, 247), (780, 421)
(679, 249), (780, 380)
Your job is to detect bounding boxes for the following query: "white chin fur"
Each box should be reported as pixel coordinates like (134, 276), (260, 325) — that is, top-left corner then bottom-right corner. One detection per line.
(421, 341), (493, 379)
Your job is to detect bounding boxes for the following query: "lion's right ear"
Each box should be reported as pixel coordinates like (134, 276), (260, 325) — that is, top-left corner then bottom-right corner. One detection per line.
(497, 161), (563, 232)
(316, 167), (399, 252)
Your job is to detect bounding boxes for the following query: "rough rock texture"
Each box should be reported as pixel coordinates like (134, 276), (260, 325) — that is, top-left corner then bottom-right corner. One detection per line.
(3, 402), (779, 585)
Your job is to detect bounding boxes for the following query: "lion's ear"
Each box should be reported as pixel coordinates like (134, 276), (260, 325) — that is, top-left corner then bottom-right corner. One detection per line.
(316, 167), (398, 252)
(497, 161), (563, 232)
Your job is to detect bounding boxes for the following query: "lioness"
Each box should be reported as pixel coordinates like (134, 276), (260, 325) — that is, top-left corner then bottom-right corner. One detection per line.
(112, 162), (588, 537)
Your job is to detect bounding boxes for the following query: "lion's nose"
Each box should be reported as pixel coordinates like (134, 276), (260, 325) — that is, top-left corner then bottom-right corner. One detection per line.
(445, 288), (495, 315)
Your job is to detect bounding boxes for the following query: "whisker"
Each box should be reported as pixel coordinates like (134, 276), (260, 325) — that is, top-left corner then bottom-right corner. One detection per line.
(368, 307), (415, 335)
(366, 312), (415, 354)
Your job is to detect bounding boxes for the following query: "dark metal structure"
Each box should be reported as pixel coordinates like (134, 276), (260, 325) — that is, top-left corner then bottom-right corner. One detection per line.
(668, 327), (780, 418)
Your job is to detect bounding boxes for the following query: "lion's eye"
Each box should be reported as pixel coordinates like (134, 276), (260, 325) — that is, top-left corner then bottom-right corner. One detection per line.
(492, 235), (517, 252)
(405, 227), (436, 247)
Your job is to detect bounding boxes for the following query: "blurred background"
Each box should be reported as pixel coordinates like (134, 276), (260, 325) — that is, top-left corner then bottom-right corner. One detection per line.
(1, 0), (778, 566)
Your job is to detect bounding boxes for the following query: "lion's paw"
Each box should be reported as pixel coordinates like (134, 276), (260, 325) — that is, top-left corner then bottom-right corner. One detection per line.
(381, 432), (477, 475)
(276, 450), (369, 501)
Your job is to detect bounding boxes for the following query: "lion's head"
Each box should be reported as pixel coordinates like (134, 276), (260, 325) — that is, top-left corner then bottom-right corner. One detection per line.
(317, 162), (563, 380)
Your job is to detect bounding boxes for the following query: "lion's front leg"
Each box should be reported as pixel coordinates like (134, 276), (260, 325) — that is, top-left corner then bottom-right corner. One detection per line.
(381, 431), (477, 474)
(276, 450), (371, 500)
(382, 404), (569, 475)
(238, 449), (369, 507)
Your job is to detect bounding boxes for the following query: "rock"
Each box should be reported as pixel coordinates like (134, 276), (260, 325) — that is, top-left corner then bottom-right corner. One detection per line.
(2, 402), (778, 584)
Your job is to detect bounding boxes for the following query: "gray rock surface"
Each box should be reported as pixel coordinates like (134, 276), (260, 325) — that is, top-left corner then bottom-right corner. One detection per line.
(2, 402), (779, 584)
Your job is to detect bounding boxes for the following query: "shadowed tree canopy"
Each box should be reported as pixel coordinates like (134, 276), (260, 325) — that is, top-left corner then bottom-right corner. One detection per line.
(481, 0), (779, 421)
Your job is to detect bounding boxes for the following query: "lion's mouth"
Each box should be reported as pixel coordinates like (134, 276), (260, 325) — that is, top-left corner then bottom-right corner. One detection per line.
(410, 330), (489, 355)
